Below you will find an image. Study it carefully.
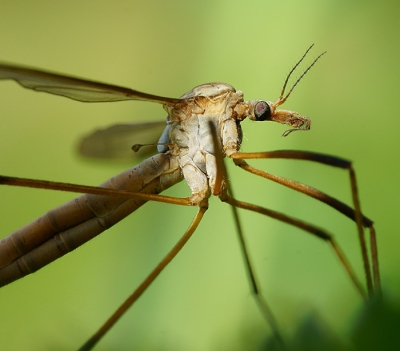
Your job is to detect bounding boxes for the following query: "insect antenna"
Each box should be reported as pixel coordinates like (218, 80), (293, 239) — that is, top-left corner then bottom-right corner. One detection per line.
(275, 44), (326, 107)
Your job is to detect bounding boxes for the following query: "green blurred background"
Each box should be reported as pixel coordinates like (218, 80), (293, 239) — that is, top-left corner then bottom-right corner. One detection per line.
(0, 1), (399, 350)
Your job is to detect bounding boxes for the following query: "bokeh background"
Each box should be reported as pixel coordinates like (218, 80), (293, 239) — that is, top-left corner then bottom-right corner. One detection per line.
(0, 1), (399, 350)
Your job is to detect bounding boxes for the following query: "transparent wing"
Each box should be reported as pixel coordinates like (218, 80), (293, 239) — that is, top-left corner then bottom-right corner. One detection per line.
(79, 121), (167, 159)
(0, 63), (180, 104)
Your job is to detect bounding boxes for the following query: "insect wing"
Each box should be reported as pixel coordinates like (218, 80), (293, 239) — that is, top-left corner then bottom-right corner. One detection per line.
(0, 63), (180, 104)
(79, 121), (167, 159)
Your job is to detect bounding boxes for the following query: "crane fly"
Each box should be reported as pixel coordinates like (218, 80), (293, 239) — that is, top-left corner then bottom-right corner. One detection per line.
(0, 45), (380, 350)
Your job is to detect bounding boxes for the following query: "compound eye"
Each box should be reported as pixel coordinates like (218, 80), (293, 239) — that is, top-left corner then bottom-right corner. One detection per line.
(254, 101), (271, 121)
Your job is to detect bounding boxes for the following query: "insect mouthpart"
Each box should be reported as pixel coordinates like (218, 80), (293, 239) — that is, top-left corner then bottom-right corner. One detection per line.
(280, 112), (311, 137)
